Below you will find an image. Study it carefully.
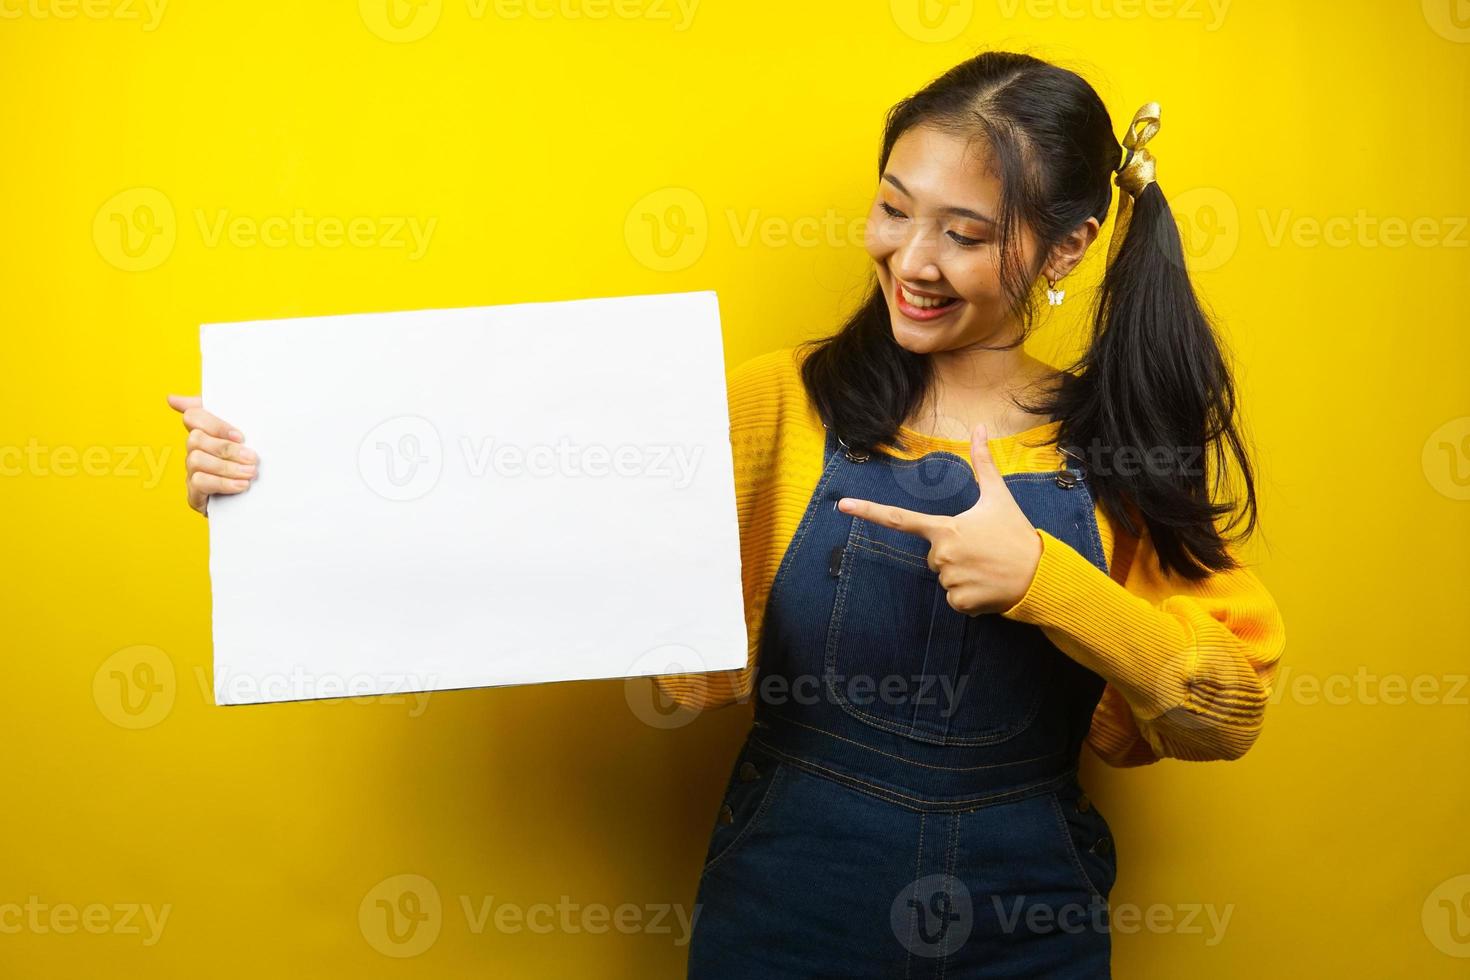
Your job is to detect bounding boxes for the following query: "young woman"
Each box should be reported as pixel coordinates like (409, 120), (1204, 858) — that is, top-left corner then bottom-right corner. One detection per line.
(168, 49), (1286, 978)
(652, 51), (1287, 977)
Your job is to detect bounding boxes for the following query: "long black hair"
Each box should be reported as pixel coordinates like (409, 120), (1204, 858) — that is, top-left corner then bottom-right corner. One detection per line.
(799, 50), (1257, 580)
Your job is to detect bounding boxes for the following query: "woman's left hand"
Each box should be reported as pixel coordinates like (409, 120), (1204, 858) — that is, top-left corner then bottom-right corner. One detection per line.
(836, 423), (1043, 616)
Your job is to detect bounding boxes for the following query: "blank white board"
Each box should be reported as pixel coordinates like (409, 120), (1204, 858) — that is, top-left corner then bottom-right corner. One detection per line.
(200, 290), (745, 705)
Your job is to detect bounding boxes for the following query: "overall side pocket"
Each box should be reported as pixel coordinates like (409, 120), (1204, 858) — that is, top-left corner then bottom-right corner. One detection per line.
(1046, 788), (1119, 903)
(700, 742), (788, 878)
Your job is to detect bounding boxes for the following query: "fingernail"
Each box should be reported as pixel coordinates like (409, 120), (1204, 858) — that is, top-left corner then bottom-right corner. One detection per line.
(228, 429), (244, 441)
(238, 448), (257, 463)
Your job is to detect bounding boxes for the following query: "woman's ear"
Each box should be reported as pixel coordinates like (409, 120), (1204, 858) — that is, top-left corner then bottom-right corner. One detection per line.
(1043, 216), (1101, 281)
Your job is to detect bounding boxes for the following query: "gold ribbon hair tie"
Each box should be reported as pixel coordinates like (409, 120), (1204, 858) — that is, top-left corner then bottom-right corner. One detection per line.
(1107, 101), (1162, 264)
(1115, 102), (1160, 199)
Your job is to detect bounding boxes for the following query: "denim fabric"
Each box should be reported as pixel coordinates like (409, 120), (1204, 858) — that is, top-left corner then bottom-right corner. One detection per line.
(687, 425), (1119, 978)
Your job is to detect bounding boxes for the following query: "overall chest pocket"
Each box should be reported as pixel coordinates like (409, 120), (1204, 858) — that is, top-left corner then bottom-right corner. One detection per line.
(823, 513), (1055, 745)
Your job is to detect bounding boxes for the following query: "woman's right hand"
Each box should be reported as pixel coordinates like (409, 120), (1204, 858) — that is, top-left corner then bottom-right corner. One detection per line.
(165, 394), (258, 517)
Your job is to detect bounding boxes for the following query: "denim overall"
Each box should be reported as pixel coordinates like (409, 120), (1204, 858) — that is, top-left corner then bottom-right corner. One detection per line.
(686, 425), (1120, 978)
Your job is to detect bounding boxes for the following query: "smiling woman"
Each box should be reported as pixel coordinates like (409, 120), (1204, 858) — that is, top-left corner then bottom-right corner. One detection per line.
(653, 50), (1287, 978)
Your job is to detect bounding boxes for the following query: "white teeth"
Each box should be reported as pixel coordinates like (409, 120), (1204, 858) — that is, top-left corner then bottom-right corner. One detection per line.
(899, 284), (956, 310)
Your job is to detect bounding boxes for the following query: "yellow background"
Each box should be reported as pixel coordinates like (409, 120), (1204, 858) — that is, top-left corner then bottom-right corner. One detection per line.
(3, 0), (1468, 975)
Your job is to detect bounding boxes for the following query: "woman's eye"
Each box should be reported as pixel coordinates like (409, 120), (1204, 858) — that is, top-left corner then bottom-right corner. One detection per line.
(880, 201), (906, 219)
(948, 231), (984, 247)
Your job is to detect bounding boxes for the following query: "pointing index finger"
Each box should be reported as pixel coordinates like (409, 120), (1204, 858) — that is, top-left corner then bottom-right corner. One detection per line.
(836, 497), (942, 540)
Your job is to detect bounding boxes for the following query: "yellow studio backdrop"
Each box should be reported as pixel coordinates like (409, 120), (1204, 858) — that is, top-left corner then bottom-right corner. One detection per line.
(2, 1), (1467, 976)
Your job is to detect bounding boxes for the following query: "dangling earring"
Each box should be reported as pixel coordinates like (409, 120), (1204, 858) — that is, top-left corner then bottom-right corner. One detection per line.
(1046, 276), (1066, 306)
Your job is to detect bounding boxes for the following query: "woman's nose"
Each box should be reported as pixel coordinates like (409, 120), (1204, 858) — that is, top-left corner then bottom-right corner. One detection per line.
(891, 225), (942, 282)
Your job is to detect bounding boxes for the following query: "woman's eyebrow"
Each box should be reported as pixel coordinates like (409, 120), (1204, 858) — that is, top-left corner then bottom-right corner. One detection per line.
(882, 173), (995, 224)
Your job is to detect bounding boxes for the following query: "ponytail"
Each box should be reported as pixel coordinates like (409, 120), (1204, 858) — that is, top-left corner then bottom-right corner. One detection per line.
(1051, 174), (1258, 580)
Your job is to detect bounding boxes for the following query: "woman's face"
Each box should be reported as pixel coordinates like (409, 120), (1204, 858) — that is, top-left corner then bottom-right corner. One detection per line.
(863, 123), (1041, 356)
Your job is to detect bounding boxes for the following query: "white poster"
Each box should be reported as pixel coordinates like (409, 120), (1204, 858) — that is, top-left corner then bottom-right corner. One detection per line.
(200, 290), (746, 706)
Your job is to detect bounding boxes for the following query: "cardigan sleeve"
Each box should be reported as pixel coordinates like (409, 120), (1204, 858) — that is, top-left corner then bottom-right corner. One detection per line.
(1000, 522), (1287, 764)
(648, 352), (785, 712)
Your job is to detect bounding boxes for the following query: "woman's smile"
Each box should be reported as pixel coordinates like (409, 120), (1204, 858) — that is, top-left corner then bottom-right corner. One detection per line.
(894, 278), (964, 321)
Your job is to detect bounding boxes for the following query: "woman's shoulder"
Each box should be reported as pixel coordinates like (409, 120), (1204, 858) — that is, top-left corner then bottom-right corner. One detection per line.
(725, 345), (827, 498)
(726, 345), (820, 429)
(728, 344), (807, 388)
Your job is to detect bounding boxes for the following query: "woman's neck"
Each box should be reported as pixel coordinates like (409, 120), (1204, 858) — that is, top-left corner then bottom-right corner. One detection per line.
(905, 346), (1059, 441)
